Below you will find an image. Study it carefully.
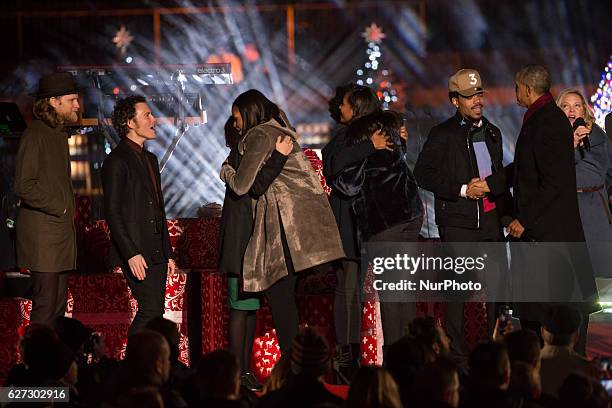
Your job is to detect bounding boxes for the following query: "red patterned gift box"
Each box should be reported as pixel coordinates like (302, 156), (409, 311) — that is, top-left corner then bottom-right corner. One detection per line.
(179, 216), (229, 356)
(199, 270), (228, 354)
(164, 270), (190, 365)
(177, 218), (220, 270)
(0, 298), (30, 383)
(67, 271), (190, 364)
(165, 220), (190, 364)
(0, 289), (76, 383)
(68, 274), (135, 360)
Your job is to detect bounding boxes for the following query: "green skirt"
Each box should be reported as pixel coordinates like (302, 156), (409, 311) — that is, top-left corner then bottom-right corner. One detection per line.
(228, 276), (260, 311)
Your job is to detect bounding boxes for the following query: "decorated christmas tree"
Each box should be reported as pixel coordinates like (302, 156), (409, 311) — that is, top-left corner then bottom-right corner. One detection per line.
(590, 56), (612, 128)
(355, 23), (398, 109)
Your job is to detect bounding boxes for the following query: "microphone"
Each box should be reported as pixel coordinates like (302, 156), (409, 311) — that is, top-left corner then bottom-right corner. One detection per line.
(572, 117), (590, 151)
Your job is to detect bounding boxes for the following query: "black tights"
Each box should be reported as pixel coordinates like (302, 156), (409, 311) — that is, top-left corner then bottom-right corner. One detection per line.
(228, 308), (258, 374)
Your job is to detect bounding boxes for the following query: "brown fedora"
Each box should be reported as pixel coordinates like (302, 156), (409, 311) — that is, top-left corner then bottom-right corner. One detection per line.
(31, 72), (79, 98)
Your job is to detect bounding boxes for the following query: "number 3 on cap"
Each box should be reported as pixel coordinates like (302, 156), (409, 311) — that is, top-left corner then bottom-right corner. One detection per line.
(469, 73), (477, 85)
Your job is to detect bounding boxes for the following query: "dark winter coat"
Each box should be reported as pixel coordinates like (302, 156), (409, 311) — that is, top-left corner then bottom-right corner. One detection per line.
(322, 125), (376, 259)
(14, 120), (76, 272)
(508, 98), (599, 319)
(511, 101), (584, 242)
(413, 112), (512, 230)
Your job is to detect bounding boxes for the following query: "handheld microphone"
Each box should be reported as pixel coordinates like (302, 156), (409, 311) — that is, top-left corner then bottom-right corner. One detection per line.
(572, 117), (591, 151)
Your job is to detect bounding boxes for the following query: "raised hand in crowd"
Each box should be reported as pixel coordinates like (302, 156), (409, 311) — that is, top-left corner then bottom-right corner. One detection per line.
(492, 317), (516, 343)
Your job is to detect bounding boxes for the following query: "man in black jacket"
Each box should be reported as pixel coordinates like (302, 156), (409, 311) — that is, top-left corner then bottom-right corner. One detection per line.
(102, 95), (175, 335)
(414, 69), (512, 362)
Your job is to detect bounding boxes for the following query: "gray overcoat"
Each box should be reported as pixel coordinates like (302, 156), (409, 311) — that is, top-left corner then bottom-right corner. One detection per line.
(575, 125), (612, 277)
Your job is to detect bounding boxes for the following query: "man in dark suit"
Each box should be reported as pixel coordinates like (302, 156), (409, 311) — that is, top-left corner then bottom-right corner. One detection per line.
(508, 64), (598, 353)
(102, 95), (175, 335)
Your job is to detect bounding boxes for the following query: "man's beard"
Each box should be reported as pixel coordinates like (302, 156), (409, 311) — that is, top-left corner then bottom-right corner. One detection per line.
(59, 110), (78, 123)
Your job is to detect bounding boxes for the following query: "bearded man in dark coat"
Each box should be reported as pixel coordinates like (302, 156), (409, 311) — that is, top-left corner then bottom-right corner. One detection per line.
(14, 72), (79, 327)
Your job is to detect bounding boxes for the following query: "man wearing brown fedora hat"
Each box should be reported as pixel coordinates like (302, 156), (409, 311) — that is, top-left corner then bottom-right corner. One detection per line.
(14, 72), (80, 327)
(414, 69), (512, 366)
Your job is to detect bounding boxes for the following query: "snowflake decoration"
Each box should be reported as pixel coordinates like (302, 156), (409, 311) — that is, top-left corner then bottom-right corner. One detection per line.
(113, 25), (134, 55)
(361, 23), (386, 44)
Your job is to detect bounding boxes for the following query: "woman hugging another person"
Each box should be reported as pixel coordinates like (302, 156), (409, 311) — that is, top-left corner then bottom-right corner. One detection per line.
(333, 109), (424, 355)
(220, 89), (345, 356)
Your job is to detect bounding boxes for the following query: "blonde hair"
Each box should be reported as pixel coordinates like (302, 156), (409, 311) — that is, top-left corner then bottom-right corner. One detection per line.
(33, 97), (62, 128)
(556, 88), (595, 128)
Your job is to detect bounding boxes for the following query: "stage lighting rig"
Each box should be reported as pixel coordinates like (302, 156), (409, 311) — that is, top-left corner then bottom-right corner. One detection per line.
(56, 63), (233, 166)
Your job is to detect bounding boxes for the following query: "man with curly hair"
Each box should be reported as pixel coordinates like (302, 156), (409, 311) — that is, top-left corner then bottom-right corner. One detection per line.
(102, 95), (176, 335)
(15, 72), (80, 327)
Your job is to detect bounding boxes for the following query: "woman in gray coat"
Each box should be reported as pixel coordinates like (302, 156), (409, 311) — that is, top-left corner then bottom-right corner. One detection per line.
(557, 88), (612, 277)
(220, 89), (345, 352)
